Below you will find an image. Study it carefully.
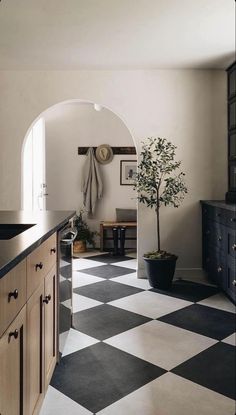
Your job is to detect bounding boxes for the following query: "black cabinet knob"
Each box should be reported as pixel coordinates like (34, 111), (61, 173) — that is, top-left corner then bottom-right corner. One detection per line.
(50, 248), (56, 254)
(218, 236), (222, 241)
(43, 294), (51, 304)
(8, 289), (18, 302)
(9, 329), (18, 340)
(35, 262), (43, 271)
(230, 217), (236, 222)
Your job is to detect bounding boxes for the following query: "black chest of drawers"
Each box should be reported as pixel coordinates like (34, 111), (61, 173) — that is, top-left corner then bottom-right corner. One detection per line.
(201, 201), (236, 303)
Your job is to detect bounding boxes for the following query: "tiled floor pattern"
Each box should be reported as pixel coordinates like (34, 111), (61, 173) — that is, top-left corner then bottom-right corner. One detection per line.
(40, 254), (236, 415)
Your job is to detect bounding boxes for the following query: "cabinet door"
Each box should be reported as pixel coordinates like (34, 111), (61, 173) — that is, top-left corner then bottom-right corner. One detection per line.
(44, 266), (57, 390)
(26, 281), (44, 415)
(0, 305), (26, 415)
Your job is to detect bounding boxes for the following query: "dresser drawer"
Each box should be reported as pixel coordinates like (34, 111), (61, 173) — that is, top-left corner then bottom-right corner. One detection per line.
(202, 204), (226, 225)
(0, 259), (26, 338)
(227, 228), (236, 258)
(209, 249), (226, 288)
(27, 233), (57, 298)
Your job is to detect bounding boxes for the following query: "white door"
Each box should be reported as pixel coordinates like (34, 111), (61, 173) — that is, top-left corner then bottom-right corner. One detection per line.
(22, 117), (46, 210)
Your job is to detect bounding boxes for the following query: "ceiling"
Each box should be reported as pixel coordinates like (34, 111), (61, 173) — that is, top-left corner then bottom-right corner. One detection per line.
(0, 0), (234, 70)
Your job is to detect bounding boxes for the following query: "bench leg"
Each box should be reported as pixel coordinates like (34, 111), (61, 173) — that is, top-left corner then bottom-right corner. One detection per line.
(120, 227), (126, 256)
(112, 227), (119, 256)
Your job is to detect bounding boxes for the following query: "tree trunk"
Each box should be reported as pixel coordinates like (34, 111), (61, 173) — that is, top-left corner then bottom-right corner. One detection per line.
(156, 203), (160, 252)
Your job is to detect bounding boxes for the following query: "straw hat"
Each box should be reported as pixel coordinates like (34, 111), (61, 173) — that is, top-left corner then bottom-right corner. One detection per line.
(95, 144), (114, 164)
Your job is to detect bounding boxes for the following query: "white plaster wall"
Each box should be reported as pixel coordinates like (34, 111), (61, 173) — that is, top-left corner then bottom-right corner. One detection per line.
(0, 70), (227, 273)
(44, 102), (136, 245)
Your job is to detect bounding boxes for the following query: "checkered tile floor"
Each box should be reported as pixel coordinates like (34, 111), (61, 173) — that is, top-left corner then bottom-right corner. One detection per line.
(40, 254), (236, 415)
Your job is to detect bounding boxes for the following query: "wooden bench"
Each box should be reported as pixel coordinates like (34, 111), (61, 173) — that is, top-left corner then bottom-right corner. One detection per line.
(100, 221), (137, 252)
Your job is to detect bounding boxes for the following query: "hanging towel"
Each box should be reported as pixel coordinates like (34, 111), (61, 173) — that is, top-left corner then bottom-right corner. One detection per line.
(81, 147), (103, 214)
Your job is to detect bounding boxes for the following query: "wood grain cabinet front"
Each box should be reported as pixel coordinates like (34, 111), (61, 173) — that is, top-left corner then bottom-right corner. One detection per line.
(0, 305), (27, 415)
(0, 259), (26, 338)
(27, 233), (57, 299)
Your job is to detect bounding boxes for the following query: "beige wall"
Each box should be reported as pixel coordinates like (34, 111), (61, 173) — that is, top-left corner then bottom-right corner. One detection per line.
(45, 102), (136, 246)
(0, 70), (227, 274)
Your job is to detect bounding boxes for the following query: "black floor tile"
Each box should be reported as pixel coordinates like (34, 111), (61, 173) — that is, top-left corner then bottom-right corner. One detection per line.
(79, 264), (134, 279)
(51, 342), (165, 413)
(150, 279), (219, 302)
(172, 342), (236, 400)
(60, 264), (72, 279)
(59, 304), (71, 334)
(159, 304), (236, 340)
(73, 304), (150, 340)
(74, 280), (143, 303)
(59, 280), (72, 302)
(88, 254), (133, 263)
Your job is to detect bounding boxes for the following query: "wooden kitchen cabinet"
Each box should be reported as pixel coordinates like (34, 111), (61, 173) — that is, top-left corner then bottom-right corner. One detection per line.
(26, 281), (44, 415)
(0, 232), (58, 415)
(0, 305), (27, 415)
(44, 266), (57, 390)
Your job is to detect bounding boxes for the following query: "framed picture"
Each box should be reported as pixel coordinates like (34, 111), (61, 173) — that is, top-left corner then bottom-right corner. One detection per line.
(120, 160), (137, 185)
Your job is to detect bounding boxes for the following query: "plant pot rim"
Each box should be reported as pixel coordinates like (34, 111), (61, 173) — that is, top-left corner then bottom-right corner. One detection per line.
(143, 254), (178, 261)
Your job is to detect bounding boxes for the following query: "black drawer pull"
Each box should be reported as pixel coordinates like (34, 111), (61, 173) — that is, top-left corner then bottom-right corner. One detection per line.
(43, 294), (51, 304)
(230, 218), (236, 222)
(218, 236), (222, 241)
(217, 266), (222, 273)
(8, 289), (18, 301)
(232, 244), (236, 251)
(9, 329), (18, 340)
(50, 248), (56, 254)
(35, 262), (43, 271)
(232, 280), (236, 286)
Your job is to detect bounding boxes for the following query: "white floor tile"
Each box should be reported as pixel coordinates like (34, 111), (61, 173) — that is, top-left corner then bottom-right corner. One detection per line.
(40, 386), (92, 415)
(72, 271), (105, 288)
(97, 372), (235, 415)
(108, 290), (192, 319)
(73, 258), (105, 271)
(222, 333), (236, 346)
(112, 273), (151, 290)
(59, 331), (69, 354)
(62, 328), (99, 357)
(60, 259), (70, 267)
(105, 320), (216, 370)
(112, 259), (137, 270)
(63, 293), (102, 313)
(198, 293), (236, 314)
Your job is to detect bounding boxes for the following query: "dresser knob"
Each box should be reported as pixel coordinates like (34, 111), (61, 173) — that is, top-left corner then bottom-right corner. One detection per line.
(232, 280), (236, 286)
(43, 294), (51, 304)
(217, 266), (222, 273)
(230, 218), (236, 222)
(218, 236), (222, 241)
(232, 244), (236, 251)
(9, 329), (18, 340)
(8, 289), (18, 302)
(35, 262), (43, 271)
(50, 248), (56, 254)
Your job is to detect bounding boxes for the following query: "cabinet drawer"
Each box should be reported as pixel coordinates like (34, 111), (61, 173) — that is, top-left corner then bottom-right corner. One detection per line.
(27, 233), (57, 298)
(202, 204), (226, 225)
(227, 228), (236, 258)
(0, 260), (26, 338)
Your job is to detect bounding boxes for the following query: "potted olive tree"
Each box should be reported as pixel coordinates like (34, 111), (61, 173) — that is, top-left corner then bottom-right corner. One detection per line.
(135, 137), (187, 289)
(73, 210), (96, 253)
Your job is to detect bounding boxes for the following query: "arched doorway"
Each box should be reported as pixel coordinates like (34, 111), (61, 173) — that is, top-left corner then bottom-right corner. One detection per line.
(21, 99), (137, 255)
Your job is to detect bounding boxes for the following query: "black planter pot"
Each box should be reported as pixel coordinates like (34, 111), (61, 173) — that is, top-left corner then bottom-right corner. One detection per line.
(143, 255), (178, 289)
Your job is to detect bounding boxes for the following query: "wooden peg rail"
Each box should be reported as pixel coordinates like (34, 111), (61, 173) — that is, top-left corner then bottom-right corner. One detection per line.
(78, 146), (136, 155)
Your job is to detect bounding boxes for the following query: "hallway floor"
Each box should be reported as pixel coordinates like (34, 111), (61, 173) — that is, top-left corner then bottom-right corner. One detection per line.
(40, 254), (236, 415)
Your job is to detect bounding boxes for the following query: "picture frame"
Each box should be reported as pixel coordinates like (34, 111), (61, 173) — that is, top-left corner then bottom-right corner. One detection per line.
(120, 160), (137, 186)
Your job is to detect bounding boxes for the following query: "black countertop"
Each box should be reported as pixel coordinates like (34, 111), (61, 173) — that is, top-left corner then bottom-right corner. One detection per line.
(200, 200), (236, 212)
(0, 210), (75, 279)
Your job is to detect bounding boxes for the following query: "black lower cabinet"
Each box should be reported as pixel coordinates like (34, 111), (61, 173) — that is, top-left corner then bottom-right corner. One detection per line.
(201, 201), (236, 303)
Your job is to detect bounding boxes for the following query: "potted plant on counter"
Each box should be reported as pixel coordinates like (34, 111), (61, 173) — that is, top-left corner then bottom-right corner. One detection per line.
(73, 210), (96, 254)
(135, 137), (187, 289)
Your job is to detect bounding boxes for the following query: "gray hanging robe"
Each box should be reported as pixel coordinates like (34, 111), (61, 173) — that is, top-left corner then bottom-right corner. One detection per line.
(81, 147), (103, 214)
